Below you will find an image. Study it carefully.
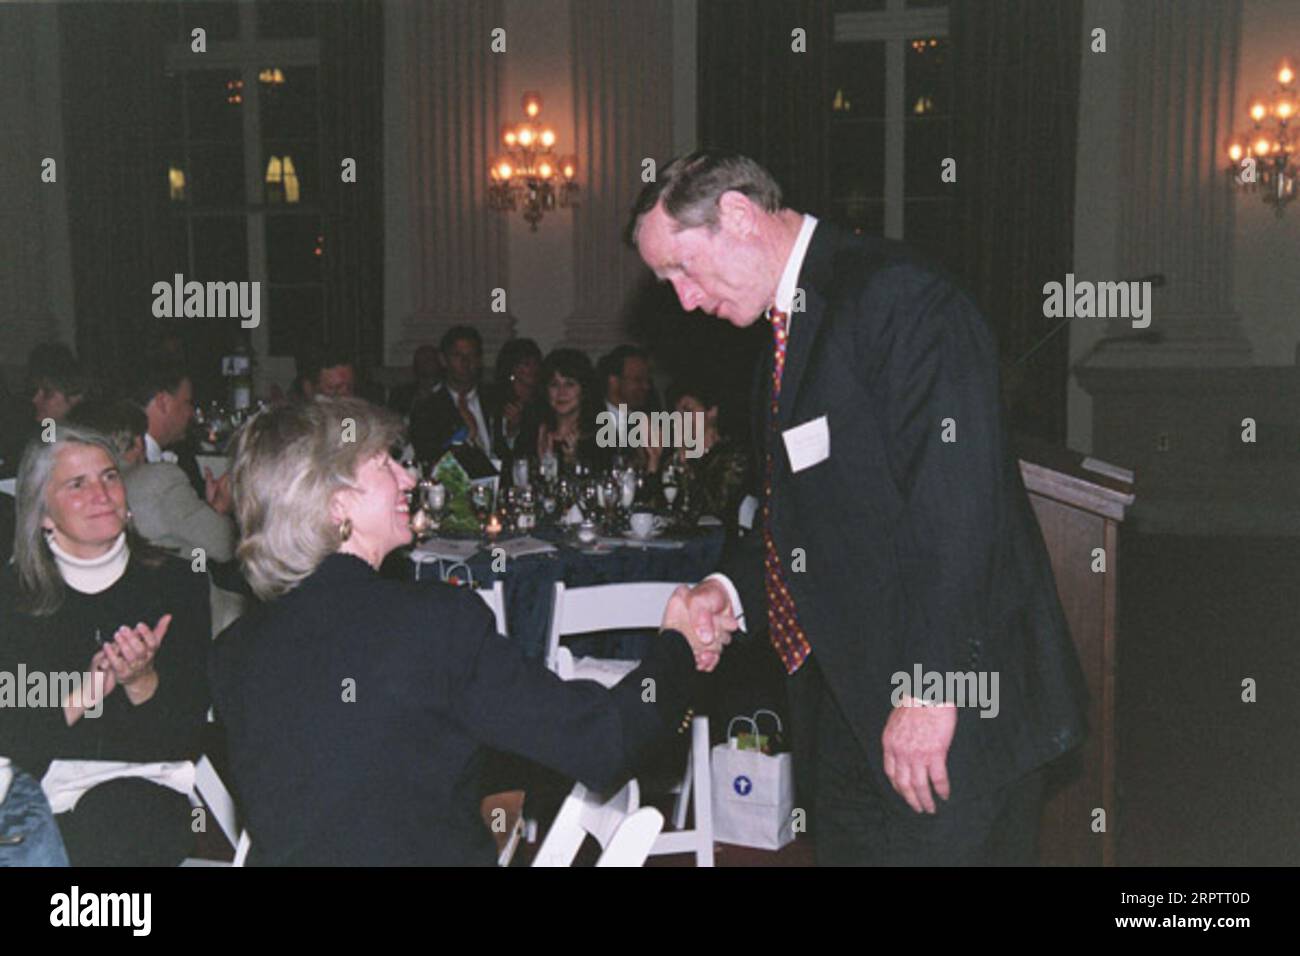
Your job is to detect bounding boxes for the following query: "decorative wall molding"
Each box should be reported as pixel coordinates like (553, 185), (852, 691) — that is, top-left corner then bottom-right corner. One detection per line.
(1095, 0), (1252, 367)
(394, 0), (515, 365)
(563, 0), (674, 356)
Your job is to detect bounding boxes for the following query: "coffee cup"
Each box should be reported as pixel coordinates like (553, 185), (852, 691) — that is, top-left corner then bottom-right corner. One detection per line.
(630, 512), (656, 538)
(0, 757), (12, 805)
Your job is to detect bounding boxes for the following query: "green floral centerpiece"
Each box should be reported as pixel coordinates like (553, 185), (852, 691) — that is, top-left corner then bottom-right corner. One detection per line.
(431, 446), (498, 536)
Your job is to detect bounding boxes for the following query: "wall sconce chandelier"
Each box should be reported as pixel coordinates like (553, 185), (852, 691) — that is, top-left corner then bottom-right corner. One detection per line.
(489, 92), (578, 231)
(1227, 60), (1297, 214)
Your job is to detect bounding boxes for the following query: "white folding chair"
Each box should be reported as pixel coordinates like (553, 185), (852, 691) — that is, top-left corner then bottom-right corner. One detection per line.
(532, 779), (664, 867)
(476, 580), (507, 636)
(181, 755), (250, 867)
(546, 581), (715, 866)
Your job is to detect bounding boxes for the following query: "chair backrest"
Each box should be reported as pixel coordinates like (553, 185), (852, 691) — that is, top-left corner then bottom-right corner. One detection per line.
(192, 755), (250, 866)
(193, 755), (240, 849)
(545, 581), (683, 672)
(476, 580), (507, 636)
(533, 779), (664, 867)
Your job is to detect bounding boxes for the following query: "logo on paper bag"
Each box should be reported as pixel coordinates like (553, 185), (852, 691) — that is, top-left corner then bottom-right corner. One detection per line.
(733, 775), (753, 796)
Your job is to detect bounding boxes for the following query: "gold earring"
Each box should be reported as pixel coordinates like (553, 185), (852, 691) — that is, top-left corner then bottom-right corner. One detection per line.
(338, 518), (352, 542)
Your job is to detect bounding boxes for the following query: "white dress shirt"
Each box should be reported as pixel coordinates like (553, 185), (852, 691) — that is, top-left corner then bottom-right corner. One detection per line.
(705, 213), (819, 631)
(144, 433), (177, 464)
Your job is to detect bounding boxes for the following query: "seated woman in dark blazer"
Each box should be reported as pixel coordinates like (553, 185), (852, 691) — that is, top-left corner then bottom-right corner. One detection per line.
(211, 397), (725, 866)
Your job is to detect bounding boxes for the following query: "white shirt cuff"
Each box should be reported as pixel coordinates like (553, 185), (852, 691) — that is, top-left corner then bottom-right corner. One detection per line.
(703, 572), (747, 632)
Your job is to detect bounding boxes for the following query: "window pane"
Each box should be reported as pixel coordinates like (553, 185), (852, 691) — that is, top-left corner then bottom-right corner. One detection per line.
(268, 286), (324, 358)
(191, 216), (249, 282)
(832, 199), (885, 237)
(266, 215), (324, 285)
(831, 41), (885, 120)
(160, 217), (190, 278)
(189, 143), (246, 207)
(903, 199), (956, 270)
(185, 70), (245, 145)
(262, 144), (318, 206)
(182, 2), (241, 42)
(260, 66), (319, 142)
(164, 148), (190, 204)
(904, 116), (953, 198)
(256, 1), (320, 39)
(830, 121), (885, 201)
(159, 71), (185, 143)
(905, 36), (952, 118)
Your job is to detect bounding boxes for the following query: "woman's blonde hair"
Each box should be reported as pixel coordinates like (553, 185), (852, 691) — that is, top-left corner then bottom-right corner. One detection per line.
(231, 397), (405, 601)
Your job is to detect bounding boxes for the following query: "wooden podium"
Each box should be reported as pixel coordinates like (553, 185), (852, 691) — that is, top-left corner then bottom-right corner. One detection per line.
(1015, 439), (1135, 866)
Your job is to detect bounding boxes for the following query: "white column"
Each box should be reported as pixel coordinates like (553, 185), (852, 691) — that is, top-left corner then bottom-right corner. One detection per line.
(563, 0), (675, 355)
(390, 0), (516, 366)
(1094, 0), (1252, 366)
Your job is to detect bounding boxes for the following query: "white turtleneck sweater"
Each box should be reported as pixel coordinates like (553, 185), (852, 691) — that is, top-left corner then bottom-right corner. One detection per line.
(47, 532), (129, 594)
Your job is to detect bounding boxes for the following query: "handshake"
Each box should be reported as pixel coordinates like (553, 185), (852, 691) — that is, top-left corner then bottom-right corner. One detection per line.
(659, 579), (740, 672)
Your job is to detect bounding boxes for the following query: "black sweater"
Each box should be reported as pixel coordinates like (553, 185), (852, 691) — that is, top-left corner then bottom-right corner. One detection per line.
(0, 553), (211, 780)
(210, 553), (700, 866)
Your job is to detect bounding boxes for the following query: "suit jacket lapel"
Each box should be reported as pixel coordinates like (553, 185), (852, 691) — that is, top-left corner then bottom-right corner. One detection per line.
(777, 222), (839, 430)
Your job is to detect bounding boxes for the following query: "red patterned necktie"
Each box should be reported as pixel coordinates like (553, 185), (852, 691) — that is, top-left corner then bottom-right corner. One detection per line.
(763, 307), (812, 674)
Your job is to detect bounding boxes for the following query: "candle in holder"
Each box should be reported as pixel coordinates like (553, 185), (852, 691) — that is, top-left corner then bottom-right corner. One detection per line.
(485, 513), (503, 538)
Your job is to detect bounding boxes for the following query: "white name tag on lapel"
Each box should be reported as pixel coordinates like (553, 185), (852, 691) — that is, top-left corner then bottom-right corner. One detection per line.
(782, 415), (830, 473)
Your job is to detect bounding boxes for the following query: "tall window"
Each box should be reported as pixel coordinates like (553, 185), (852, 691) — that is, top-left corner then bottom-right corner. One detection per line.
(831, 0), (955, 271)
(158, 1), (324, 371)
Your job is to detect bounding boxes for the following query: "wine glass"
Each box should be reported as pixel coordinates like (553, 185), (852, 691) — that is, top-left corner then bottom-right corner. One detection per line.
(470, 482), (492, 530)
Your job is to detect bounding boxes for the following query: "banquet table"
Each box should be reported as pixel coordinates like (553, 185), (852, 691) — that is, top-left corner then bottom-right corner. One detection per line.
(405, 524), (727, 661)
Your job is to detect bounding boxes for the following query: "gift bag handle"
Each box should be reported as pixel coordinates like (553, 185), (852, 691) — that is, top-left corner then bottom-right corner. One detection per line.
(725, 715), (759, 744)
(751, 708), (783, 734)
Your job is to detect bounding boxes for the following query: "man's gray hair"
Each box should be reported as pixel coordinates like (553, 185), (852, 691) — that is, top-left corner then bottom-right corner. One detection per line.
(625, 148), (784, 247)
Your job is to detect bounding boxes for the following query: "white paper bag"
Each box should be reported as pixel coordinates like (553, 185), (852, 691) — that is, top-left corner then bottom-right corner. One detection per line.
(710, 711), (796, 851)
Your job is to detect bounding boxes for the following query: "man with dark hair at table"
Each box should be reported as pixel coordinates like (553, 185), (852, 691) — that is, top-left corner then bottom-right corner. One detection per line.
(298, 348), (358, 400)
(388, 344), (444, 421)
(408, 325), (500, 461)
(130, 364), (237, 556)
(627, 149), (1088, 866)
(1, 343), (89, 477)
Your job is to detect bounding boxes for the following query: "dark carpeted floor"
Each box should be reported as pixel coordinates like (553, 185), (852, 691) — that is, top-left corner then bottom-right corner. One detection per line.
(1114, 530), (1300, 866)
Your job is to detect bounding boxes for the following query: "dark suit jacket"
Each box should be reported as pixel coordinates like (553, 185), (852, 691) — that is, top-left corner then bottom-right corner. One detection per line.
(210, 553), (700, 866)
(408, 384), (502, 462)
(720, 221), (1088, 801)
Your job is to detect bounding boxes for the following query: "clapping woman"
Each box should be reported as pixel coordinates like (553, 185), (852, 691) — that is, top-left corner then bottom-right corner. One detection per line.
(0, 426), (210, 866)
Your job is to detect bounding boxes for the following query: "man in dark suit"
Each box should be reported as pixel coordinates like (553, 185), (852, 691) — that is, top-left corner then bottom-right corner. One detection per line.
(408, 326), (501, 462)
(387, 344), (443, 420)
(629, 150), (1088, 865)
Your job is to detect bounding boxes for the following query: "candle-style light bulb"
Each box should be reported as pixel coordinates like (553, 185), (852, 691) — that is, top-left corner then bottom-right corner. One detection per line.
(1251, 101), (1268, 123)
(1229, 142), (1243, 162)
(1280, 64), (1294, 86)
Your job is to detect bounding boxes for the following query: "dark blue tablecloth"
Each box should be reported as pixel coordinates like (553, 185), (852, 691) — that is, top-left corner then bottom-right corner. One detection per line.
(407, 526), (727, 661)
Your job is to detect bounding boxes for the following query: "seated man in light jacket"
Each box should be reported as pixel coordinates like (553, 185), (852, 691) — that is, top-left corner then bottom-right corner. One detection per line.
(67, 401), (242, 634)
